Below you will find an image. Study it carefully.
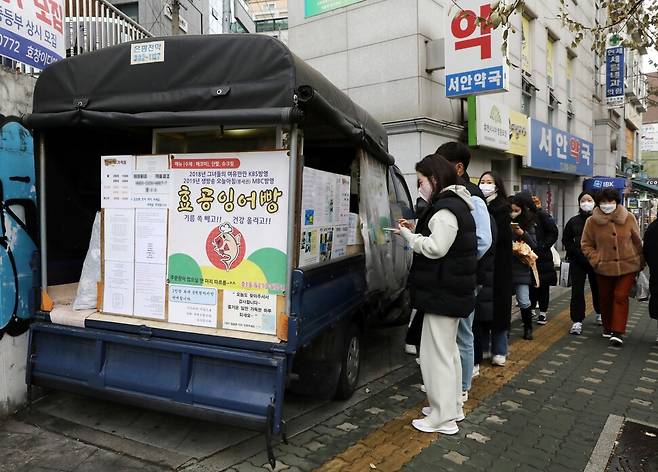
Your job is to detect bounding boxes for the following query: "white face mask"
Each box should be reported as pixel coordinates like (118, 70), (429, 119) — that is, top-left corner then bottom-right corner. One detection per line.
(418, 181), (433, 202)
(479, 183), (496, 197)
(580, 201), (595, 213)
(599, 203), (617, 214)
(510, 210), (521, 220)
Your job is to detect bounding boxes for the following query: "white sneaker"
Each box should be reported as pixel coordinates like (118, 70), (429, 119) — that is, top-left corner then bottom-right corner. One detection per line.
(420, 384), (426, 393)
(405, 344), (417, 355)
(532, 309), (539, 321)
(596, 314), (603, 325)
(472, 364), (480, 379)
(492, 355), (506, 366)
(570, 322), (583, 335)
(412, 418), (459, 434)
(537, 312), (548, 325)
(461, 391), (469, 403)
(421, 407), (465, 422)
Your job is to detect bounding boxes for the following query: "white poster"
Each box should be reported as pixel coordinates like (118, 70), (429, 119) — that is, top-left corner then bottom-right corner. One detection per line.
(131, 170), (171, 209)
(476, 95), (510, 151)
(167, 285), (218, 328)
(135, 154), (170, 171)
(135, 209), (168, 264)
(299, 229), (320, 266)
(133, 263), (166, 319)
(167, 152), (290, 296)
(103, 260), (134, 315)
(103, 209), (135, 263)
(333, 225), (348, 258)
(348, 213), (360, 245)
(101, 155), (134, 209)
(222, 290), (277, 335)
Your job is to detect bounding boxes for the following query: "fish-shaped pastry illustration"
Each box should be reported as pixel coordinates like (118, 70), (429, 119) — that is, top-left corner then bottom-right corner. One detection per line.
(212, 222), (242, 270)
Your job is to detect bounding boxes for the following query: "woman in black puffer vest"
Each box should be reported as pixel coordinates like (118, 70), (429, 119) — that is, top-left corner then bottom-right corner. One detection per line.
(397, 153), (477, 436)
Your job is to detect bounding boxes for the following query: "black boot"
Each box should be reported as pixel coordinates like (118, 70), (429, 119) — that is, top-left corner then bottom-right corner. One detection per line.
(521, 308), (534, 340)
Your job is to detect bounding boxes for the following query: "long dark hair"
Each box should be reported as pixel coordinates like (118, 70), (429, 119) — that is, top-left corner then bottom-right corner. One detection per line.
(509, 191), (537, 230)
(478, 171), (509, 200)
(415, 153), (458, 202)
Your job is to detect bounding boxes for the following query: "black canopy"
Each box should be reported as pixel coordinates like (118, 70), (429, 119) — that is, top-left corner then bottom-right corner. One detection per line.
(25, 34), (393, 164)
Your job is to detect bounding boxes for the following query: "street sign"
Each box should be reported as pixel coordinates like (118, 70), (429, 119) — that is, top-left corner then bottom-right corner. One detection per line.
(605, 34), (625, 106)
(0, 0), (65, 69)
(528, 119), (594, 176)
(445, 0), (508, 98)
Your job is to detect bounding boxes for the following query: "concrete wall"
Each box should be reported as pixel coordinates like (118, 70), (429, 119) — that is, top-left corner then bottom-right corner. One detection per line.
(0, 66), (36, 417)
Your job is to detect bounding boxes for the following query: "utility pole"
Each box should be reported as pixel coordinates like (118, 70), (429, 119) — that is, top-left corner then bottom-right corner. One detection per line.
(222, 0), (231, 33)
(171, 0), (180, 35)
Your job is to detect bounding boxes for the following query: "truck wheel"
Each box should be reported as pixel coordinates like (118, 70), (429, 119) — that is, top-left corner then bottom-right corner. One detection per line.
(334, 323), (361, 400)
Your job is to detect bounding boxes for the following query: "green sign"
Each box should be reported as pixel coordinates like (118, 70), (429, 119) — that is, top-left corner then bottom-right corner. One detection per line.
(305, 0), (364, 17)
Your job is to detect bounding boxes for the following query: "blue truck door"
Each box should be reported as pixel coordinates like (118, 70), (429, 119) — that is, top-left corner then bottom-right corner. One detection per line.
(0, 118), (39, 336)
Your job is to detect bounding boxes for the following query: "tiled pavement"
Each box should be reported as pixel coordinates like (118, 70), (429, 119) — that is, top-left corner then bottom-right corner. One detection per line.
(2, 289), (657, 472)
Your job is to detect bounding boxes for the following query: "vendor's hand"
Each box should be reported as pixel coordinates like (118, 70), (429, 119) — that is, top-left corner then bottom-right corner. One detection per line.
(398, 219), (415, 231)
(513, 226), (525, 237)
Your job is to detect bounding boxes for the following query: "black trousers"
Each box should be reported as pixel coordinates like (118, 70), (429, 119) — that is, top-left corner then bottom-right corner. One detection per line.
(530, 285), (550, 312)
(570, 262), (601, 323)
(405, 310), (425, 350)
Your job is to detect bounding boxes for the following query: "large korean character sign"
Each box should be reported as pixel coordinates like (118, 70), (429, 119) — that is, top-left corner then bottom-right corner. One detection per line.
(445, 0), (509, 98)
(528, 119), (593, 176)
(605, 34), (625, 106)
(0, 0), (64, 69)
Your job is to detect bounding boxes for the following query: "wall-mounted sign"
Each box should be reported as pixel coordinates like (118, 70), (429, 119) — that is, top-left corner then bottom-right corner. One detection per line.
(468, 95), (509, 151)
(528, 119), (594, 176)
(445, 0), (509, 97)
(508, 110), (529, 157)
(605, 34), (625, 106)
(305, 0), (364, 17)
(0, 0), (65, 69)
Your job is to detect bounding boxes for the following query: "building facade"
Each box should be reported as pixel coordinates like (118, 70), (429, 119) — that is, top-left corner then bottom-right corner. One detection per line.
(248, 0), (288, 43)
(288, 0), (645, 237)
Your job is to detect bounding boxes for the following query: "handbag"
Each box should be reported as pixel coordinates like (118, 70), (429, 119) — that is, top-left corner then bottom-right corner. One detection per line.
(559, 261), (572, 288)
(551, 246), (561, 269)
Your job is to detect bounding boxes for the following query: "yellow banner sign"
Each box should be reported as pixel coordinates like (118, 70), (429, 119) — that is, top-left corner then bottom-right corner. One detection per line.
(509, 111), (529, 157)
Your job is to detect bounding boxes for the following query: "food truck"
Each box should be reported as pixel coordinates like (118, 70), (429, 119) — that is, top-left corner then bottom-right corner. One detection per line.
(21, 34), (415, 466)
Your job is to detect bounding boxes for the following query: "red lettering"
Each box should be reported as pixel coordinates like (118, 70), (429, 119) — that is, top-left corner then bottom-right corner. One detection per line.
(451, 4), (494, 60)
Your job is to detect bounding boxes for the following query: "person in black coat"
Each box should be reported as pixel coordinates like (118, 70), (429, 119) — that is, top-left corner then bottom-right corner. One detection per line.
(644, 218), (658, 341)
(562, 191), (601, 335)
(528, 196), (558, 325)
(474, 172), (512, 368)
(510, 192), (539, 341)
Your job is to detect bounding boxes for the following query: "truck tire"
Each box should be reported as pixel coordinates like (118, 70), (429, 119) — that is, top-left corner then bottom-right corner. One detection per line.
(334, 323), (361, 400)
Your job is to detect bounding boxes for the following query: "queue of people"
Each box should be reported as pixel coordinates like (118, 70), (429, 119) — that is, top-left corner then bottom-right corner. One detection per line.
(398, 141), (656, 435)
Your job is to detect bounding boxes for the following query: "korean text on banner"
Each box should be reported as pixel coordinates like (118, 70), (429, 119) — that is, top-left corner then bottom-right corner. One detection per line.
(528, 119), (594, 176)
(304, 0), (364, 17)
(445, 0), (509, 97)
(0, 0), (65, 69)
(167, 152), (289, 296)
(605, 35), (625, 106)
(509, 111), (529, 157)
(468, 95), (509, 151)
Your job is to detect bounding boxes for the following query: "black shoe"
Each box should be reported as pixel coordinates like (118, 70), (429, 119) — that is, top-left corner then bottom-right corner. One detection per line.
(521, 307), (533, 340)
(610, 334), (624, 346)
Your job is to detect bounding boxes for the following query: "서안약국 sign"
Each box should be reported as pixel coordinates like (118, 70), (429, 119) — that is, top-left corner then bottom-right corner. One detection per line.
(0, 0), (65, 69)
(445, 0), (509, 97)
(528, 119), (594, 176)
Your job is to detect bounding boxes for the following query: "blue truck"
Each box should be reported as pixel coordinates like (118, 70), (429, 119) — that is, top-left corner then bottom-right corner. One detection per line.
(19, 34), (415, 467)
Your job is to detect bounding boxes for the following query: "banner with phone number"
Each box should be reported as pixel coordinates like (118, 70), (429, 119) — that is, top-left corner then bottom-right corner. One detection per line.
(0, 0), (64, 69)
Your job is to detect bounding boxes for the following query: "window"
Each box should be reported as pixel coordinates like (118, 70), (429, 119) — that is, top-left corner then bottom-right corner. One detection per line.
(548, 92), (558, 126)
(521, 15), (533, 76)
(256, 18), (288, 33)
(116, 2), (138, 22)
(547, 36), (556, 89)
(521, 76), (535, 116)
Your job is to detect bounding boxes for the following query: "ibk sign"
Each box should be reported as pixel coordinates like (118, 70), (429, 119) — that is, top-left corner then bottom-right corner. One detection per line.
(445, 0), (509, 98)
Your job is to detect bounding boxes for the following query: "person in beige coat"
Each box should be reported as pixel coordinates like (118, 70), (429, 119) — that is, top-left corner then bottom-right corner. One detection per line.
(581, 188), (644, 346)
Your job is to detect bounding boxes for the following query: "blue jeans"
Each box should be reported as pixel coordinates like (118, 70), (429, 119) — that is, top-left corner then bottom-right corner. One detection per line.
(477, 324), (509, 358)
(457, 310), (475, 392)
(515, 284), (531, 309)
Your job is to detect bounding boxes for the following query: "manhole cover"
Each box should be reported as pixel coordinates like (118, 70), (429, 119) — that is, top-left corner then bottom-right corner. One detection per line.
(605, 420), (658, 471)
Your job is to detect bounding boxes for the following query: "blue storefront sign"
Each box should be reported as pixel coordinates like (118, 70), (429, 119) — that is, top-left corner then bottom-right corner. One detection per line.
(528, 119), (594, 176)
(605, 36), (625, 106)
(583, 176), (627, 193)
